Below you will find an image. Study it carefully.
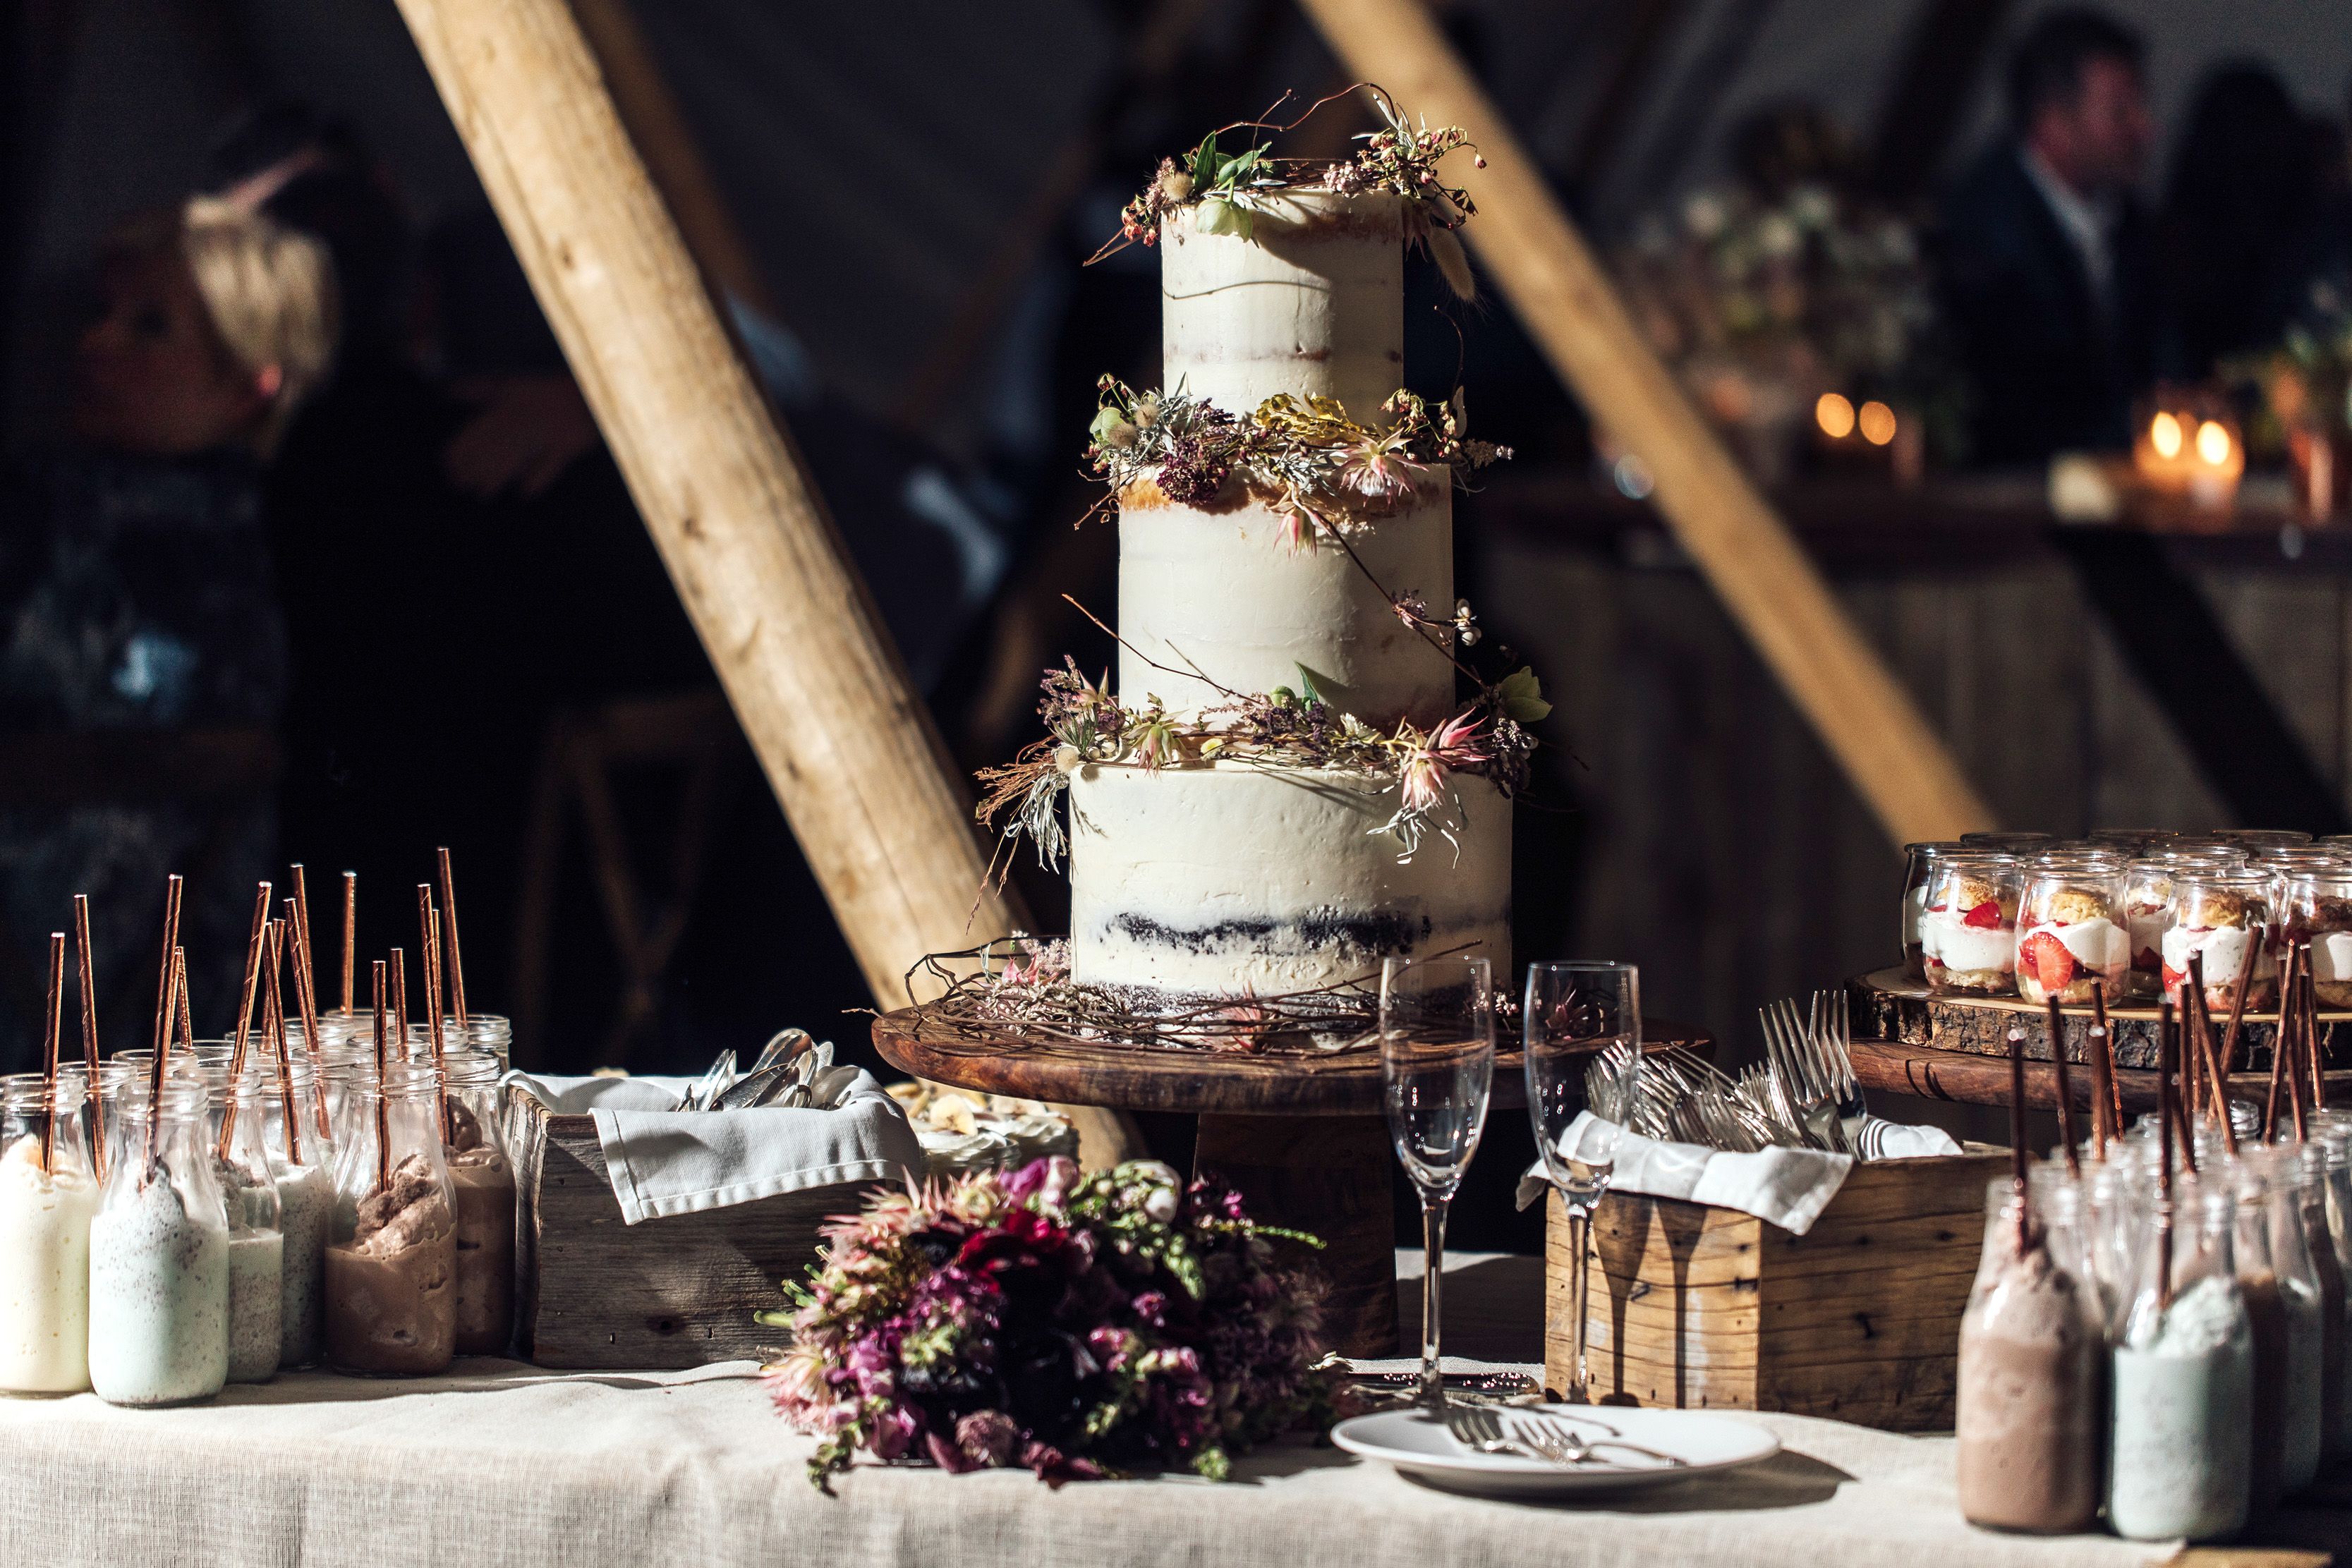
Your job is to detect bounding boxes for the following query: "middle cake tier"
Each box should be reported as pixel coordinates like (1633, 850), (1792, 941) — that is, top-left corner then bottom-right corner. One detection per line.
(1115, 473), (1457, 729)
(1067, 758), (1513, 1001)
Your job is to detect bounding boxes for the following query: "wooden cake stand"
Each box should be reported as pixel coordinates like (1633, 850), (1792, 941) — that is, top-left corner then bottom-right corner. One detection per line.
(1848, 966), (2347, 1070)
(870, 1004), (1709, 1357)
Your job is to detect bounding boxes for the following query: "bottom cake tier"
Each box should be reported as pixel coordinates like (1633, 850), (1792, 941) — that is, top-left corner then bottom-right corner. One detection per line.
(1067, 759), (1512, 1000)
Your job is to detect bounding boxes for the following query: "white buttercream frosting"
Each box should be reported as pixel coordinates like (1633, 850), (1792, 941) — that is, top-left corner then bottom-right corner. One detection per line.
(1117, 486), (1455, 727)
(1161, 193), (1407, 426)
(1067, 761), (1511, 997)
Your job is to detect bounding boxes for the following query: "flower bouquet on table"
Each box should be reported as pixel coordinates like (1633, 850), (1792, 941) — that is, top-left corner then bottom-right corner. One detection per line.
(766, 1156), (1343, 1486)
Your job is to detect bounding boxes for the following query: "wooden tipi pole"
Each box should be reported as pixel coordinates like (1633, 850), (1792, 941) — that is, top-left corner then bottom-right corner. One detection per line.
(392, 0), (1135, 1160)
(1298, 0), (1996, 846)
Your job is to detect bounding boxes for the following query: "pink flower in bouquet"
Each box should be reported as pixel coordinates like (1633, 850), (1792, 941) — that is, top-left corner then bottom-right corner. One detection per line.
(765, 1158), (1341, 1488)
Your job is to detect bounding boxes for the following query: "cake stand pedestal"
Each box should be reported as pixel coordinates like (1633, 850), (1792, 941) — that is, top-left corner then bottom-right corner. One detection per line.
(870, 1005), (1710, 1358)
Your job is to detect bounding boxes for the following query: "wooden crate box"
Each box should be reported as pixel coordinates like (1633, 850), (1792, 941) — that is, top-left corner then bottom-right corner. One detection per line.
(507, 1093), (883, 1368)
(1547, 1150), (2010, 1430)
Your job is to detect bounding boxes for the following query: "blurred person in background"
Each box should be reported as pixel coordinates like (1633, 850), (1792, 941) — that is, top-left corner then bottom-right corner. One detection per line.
(2162, 63), (2326, 378)
(0, 197), (338, 1063)
(1938, 8), (2157, 464)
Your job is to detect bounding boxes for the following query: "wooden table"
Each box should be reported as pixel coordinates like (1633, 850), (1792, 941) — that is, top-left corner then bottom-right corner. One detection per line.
(871, 1005), (1709, 1356)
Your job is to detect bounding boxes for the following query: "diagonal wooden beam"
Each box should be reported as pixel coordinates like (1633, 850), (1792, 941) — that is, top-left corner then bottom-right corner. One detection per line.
(1296, 0), (1996, 846)
(394, 0), (1138, 1167)
(396, 0), (1000, 1001)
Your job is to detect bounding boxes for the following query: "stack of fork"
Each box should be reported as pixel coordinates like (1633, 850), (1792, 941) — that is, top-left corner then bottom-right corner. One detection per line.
(1583, 990), (1879, 1158)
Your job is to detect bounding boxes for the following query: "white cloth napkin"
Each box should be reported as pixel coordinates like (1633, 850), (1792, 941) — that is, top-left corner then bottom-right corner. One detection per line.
(507, 1068), (924, 1224)
(1514, 1113), (1963, 1236)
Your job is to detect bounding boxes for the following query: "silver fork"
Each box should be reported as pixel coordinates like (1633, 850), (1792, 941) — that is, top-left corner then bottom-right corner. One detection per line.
(1503, 1412), (1688, 1469)
(1445, 1405), (1561, 1464)
(1761, 999), (1850, 1154)
(1809, 989), (1868, 1153)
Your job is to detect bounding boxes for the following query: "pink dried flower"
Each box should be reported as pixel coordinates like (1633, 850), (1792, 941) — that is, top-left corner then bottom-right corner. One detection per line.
(1336, 432), (1424, 500)
(1395, 709), (1490, 813)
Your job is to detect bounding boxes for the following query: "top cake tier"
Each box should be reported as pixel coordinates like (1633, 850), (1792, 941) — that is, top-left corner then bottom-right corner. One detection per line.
(1160, 190), (1407, 425)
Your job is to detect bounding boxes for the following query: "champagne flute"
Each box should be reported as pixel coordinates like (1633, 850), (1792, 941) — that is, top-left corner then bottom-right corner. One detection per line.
(1524, 960), (1639, 1404)
(1381, 954), (1494, 1414)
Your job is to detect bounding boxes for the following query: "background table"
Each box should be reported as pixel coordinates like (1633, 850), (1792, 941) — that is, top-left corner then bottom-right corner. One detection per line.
(0, 1253), (2338, 1568)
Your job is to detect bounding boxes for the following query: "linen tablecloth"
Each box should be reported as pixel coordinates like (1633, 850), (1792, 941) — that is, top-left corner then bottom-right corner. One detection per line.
(0, 1254), (2338, 1568)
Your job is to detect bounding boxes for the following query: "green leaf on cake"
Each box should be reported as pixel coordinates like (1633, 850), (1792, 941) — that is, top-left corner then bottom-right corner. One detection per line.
(1189, 133), (1227, 186)
(1496, 667), (1551, 723)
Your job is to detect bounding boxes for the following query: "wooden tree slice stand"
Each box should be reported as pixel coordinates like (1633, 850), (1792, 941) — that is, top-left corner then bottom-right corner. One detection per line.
(870, 1004), (1710, 1357)
(1848, 966), (2346, 1071)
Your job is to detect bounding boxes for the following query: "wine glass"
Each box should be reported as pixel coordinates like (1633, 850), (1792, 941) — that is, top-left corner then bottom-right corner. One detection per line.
(1380, 954), (1494, 1414)
(1524, 961), (1639, 1404)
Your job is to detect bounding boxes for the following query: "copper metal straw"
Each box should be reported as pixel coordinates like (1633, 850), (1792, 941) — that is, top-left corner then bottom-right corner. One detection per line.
(2157, 999), (2176, 1313)
(341, 871), (357, 1016)
(2090, 985), (2123, 1138)
(2305, 940), (2327, 1110)
(2270, 944), (2303, 1140)
(283, 898), (332, 1141)
(73, 896), (103, 1183)
(2218, 929), (2258, 1081)
(2044, 996), (2079, 1179)
(2008, 1023), (2031, 1252)
(2190, 976), (2238, 1156)
(290, 863), (315, 1014)
(371, 960), (390, 1191)
(437, 848), (469, 1028)
(389, 948), (409, 1050)
(143, 877), (184, 1181)
(262, 922), (301, 1167)
(38, 933), (63, 1172)
(420, 885), (449, 1138)
(216, 882), (273, 1158)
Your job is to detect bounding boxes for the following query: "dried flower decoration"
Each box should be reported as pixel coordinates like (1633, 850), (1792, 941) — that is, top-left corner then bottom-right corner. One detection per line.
(976, 650), (1545, 877)
(1085, 379), (1508, 530)
(1096, 87), (1484, 300)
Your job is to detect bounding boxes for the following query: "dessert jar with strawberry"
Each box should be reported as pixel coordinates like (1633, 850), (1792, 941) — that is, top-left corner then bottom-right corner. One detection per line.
(2279, 870), (2352, 1010)
(2016, 862), (2128, 1005)
(2122, 851), (2244, 1002)
(1902, 841), (1965, 980)
(2164, 868), (2277, 1013)
(1922, 854), (2023, 996)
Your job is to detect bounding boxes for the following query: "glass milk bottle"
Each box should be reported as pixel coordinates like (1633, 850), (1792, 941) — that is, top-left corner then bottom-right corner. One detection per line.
(259, 1052), (336, 1369)
(2236, 1149), (2326, 1510)
(440, 1049), (515, 1356)
(0, 1069), (98, 1394)
(88, 1078), (229, 1406)
(461, 1014), (512, 1074)
(1956, 1179), (2104, 1533)
(212, 1072), (284, 1383)
(326, 1062), (456, 1375)
(2292, 1141), (2352, 1467)
(2109, 1180), (2253, 1541)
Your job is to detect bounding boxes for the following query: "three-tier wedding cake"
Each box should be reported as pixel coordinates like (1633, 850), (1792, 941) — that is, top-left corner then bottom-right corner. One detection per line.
(981, 107), (1542, 1006)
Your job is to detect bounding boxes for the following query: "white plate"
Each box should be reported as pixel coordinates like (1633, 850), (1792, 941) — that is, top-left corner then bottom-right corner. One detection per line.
(1330, 1404), (1781, 1500)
